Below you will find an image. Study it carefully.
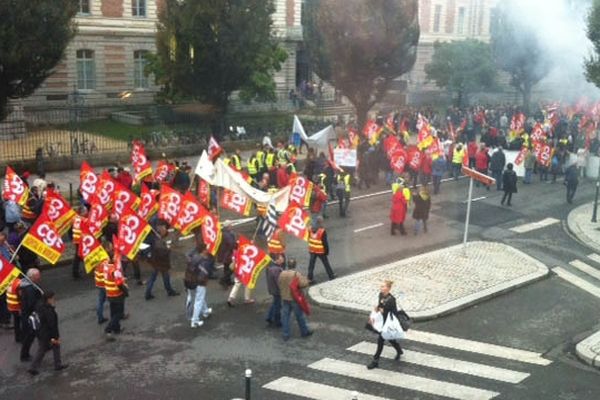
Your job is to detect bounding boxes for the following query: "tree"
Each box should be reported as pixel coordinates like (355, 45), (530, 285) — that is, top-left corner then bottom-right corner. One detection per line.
(304, 0), (419, 129)
(490, 1), (550, 113)
(0, 0), (77, 121)
(585, 0), (600, 88)
(424, 40), (496, 108)
(152, 0), (287, 130)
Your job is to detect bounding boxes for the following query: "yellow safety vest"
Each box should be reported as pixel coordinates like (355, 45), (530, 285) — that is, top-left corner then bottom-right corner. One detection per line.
(247, 157), (258, 175)
(266, 153), (276, 169)
(256, 150), (265, 169)
(338, 174), (351, 192)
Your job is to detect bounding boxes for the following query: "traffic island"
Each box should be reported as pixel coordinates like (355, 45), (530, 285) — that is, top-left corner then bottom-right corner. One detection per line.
(576, 331), (600, 369)
(309, 241), (549, 321)
(567, 202), (600, 254)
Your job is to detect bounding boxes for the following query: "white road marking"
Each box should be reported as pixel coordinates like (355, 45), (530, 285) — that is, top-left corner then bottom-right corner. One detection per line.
(569, 260), (600, 282)
(462, 196), (487, 203)
(587, 253), (600, 264)
(405, 330), (551, 366)
(308, 358), (499, 400)
(353, 223), (384, 233)
(509, 218), (560, 233)
(263, 377), (391, 400)
(554, 267), (600, 299)
(347, 342), (530, 384)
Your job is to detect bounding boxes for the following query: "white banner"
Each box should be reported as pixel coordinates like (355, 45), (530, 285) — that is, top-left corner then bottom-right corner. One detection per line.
(334, 148), (357, 167)
(293, 115), (334, 149)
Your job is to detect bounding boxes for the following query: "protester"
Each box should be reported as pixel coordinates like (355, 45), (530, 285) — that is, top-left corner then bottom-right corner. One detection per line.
(184, 243), (211, 328)
(501, 163), (518, 206)
(366, 280), (403, 370)
(490, 146), (506, 190)
(266, 254), (285, 328)
(218, 222), (237, 288)
(145, 224), (179, 300)
(565, 163), (579, 204)
(336, 170), (351, 217)
(431, 155), (447, 194)
(523, 148), (536, 184)
(20, 268), (42, 362)
(28, 290), (68, 375)
(390, 188), (408, 236)
(277, 258), (312, 341)
(307, 216), (336, 284)
(104, 261), (128, 338)
(412, 186), (431, 235)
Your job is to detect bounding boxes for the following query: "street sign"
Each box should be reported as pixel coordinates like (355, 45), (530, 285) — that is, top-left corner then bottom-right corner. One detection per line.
(461, 166), (496, 186)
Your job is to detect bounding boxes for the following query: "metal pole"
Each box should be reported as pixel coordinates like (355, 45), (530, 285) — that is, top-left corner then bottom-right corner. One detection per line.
(592, 158), (600, 223)
(69, 182), (73, 206)
(245, 369), (252, 400)
(463, 177), (474, 252)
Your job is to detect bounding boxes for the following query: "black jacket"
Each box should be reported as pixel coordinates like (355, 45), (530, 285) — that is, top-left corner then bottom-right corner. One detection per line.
(20, 281), (41, 319)
(502, 170), (518, 193)
(35, 302), (60, 346)
(377, 293), (398, 322)
(490, 150), (506, 172)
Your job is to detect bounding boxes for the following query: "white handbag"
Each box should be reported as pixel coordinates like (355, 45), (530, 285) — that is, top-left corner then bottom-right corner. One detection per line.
(381, 313), (405, 341)
(368, 311), (384, 333)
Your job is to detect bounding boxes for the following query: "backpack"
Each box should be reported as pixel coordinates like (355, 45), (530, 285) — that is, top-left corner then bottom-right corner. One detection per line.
(183, 261), (208, 290)
(28, 311), (41, 332)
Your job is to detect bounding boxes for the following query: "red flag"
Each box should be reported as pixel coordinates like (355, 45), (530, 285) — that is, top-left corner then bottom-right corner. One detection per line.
(112, 181), (141, 220)
(88, 195), (108, 238)
(221, 189), (253, 217)
(131, 140), (153, 183)
(2, 166), (29, 206)
(347, 127), (359, 148)
(158, 184), (183, 226)
(22, 212), (65, 265)
(383, 135), (400, 159)
(536, 143), (552, 167)
(278, 205), (311, 242)
(288, 175), (314, 208)
(175, 192), (208, 235)
(447, 120), (456, 141)
(138, 185), (159, 221)
(79, 161), (98, 203)
(462, 145), (469, 167)
(234, 235), (271, 289)
(208, 136), (224, 161)
(514, 147), (528, 166)
(118, 211), (152, 260)
(416, 113), (429, 131)
(362, 120), (381, 143)
(531, 123), (545, 142)
(197, 179), (211, 207)
(399, 117), (409, 134)
(154, 160), (175, 183)
(78, 220), (109, 274)
(417, 125), (433, 150)
(390, 147), (408, 174)
(0, 254), (20, 296)
(43, 190), (76, 236)
(201, 212), (222, 256)
(112, 235), (123, 271)
(407, 146), (422, 171)
(95, 171), (116, 211)
(384, 113), (396, 134)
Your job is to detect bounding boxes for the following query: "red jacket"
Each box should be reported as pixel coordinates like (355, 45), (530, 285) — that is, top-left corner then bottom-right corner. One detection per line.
(276, 167), (289, 188)
(475, 149), (489, 171)
(389, 191), (407, 224)
(117, 172), (133, 189)
(467, 141), (478, 159)
(421, 154), (432, 175)
(310, 186), (328, 213)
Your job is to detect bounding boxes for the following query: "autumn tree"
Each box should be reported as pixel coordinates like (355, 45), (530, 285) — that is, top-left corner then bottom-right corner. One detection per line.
(151, 0), (287, 130)
(0, 0), (78, 121)
(425, 40), (496, 107)
(304, 0), (419, 128)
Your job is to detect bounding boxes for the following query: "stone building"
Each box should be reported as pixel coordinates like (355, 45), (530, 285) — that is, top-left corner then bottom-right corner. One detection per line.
(23, 0), (304, 116)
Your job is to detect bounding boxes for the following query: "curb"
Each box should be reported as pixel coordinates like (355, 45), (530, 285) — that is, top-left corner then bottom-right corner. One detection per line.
(576, 331), (600, 369)
(308, 242), (550, 322)
(565, 203), (600, 254)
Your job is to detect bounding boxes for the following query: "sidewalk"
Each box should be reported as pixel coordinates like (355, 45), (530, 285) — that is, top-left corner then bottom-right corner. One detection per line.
(567, 203), (600, 369)
(309, 241), (549, 321)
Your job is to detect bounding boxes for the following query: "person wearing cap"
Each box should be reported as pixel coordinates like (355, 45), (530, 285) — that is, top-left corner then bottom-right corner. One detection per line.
(28, 290), (68, 375)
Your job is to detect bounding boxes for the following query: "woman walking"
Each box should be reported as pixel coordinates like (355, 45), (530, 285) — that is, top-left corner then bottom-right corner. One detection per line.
(412, 186), (431, 235)
(366, 280), (403, 370)
(501, 163), (518, 206)
(389, 189), (407, 236)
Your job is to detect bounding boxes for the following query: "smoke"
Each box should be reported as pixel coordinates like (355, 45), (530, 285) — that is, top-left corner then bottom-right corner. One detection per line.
(503, 0), (600, 101)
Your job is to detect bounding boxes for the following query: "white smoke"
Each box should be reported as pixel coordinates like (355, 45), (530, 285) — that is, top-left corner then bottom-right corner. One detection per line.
(504, 0), (600, 101)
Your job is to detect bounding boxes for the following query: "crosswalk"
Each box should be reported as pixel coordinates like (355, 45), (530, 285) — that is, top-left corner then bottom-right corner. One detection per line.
(262, 330), (552, 400)
(554, 253), (600, 299)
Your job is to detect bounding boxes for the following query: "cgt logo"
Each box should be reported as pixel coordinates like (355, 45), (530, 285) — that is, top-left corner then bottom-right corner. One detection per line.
(284, 207), (307, 238)
(37, 223), (63, 248)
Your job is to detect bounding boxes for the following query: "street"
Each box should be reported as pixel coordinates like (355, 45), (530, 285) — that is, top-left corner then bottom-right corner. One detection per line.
(2, 174), (600, 400)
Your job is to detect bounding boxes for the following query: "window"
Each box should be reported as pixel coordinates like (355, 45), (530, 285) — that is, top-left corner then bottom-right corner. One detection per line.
(76, 50), (95, 90)
(79, 0), (90, 14)
(134, 50), (149, 89)
(433, 4), (442, 33)
(457, 7), (465, 34)
(132, 0), (146, 17)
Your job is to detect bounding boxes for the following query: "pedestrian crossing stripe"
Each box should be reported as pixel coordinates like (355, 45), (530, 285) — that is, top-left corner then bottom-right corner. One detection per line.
(347, 342), (530, 384)
(308, 358), (500, 400)
(405, 330), (551, 366)
(570, 259), (600, 282)
(263, 377), (391, 400)
(509, 217), (560, 233)
(554, 266), (600, 299)
(587, 254), (600, 264)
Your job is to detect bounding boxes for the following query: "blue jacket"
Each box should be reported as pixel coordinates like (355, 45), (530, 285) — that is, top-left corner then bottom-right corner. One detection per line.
(432, 157), (447, 177)
(5, 200), (21, 224)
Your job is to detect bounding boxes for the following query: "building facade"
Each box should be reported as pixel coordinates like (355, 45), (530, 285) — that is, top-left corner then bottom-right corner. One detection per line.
(24, 0), (304, 113)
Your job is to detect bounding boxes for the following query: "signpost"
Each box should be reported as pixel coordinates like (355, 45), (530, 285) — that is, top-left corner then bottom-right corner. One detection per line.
(461, 166), (495, 253)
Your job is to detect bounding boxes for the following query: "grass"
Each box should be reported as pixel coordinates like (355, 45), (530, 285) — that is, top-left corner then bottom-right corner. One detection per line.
(67, 119), (164, 141)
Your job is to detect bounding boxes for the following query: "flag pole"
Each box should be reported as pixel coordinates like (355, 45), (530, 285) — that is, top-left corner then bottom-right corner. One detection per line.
(8, 242), (45, 294)
(8, 241), (25, 265)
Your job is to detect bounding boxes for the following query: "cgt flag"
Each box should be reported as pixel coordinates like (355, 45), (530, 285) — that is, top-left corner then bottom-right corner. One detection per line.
(112, 181), (141, 220)
(288, 175), (313, 208)
(88, 195), (109, 238)
(131, 140), (153, 183)
(79, 161), (99, 203)
(43, 189), (76, 236)
(22, 212), (65, 265)
(78, 220), (109, 274)
(3, 166), (29, 207)
(278, 205), (311, 242)
(201, 212), (222, 256)
(154, 160), (175, 184)
(208, 136), (224, 161)
(96, 171), (116, 211)
(138, 185), (159, 221)
(118, 211), (152, 260)
(0, 254), (20, 296)
(234, 235), (271, 290)
(158, 184), (183, 226)
(221, 189), (253, 216)
(175, 192), (208, 235)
